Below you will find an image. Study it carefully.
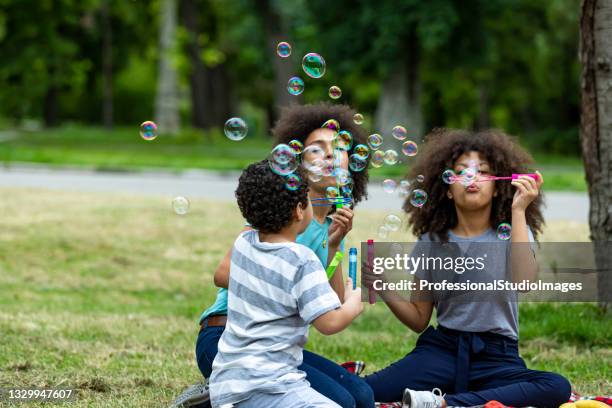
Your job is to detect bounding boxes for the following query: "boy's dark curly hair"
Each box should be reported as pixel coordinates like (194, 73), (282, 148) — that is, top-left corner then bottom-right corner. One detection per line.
(236, 160), (309, 233)
(403, 128), (545, 242)
(271, 102), (369, 205)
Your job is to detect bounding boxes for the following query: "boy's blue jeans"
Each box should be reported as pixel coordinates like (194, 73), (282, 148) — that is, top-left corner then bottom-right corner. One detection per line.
(364, 326), (571, 408)
(196, 322), (375, 408)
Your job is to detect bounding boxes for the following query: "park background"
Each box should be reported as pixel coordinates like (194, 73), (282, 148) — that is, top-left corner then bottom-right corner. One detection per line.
(0, 0), (610, 406)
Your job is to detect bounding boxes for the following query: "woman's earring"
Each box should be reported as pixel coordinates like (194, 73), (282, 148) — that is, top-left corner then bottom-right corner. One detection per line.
(447, 192), (453, 199)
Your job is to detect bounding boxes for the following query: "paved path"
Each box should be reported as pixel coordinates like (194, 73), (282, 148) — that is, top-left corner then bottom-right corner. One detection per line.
(0, 164), (589, 223)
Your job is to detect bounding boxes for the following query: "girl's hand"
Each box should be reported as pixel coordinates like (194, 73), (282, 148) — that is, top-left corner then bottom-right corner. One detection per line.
(361, 258), (383, 291)
(511, 171), (544, 212)
(328, 207), (353, 248)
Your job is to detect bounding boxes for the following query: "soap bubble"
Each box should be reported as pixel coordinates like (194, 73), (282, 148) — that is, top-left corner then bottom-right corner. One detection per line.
(402, 140), (418, 156)
(370, 150), (385, 168)
(288, 139), (304, 154)
(287, 76), (304, 96)
(172, 196), (190, 215)
(334, 130), (352, 151)
(410, 189), (428, 208)
(269, 144), (298, 176)
(398, 180), (411, 197)
(224, 117), (248, 141)
(326, 186), (340, 199)
(383, 179), (397, 194)
(285, 173), (301, 191)
(378, 225), (390, 239)
(367, 133), (383, 150)
(277, 41), (292, 57)
(140, 121), (158, 141)
(332, 148), (343, 168)
(384, 214), (402, 231)
(334, 168), (351, 186)
(270, 159), (298, 176)
(392, 125), (408, 141)
(302, 52), (326, 78)
(383, 149), (399, 165)
(328, 85), (342, 99)
(497, 223), (512, 240)
(270, 144), (296, 165)
(321, 119), (340, 133)
(459, 167), (477, 186)
(442, 169), (456, 184)
(348, 154), (367, 172)
(353, 113), (364, 125)
(302, 145), (325, 168)
(416, 174), (425, 183)
(308, 167), (323, 183)
(341, 178), (354, 195)
(353, 144), (369, 159)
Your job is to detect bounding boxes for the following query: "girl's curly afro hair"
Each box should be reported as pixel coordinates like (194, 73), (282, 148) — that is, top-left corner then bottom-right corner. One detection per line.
(403, 128), (545, 242)
(236, 160), (309, 233)
(271, 102), (369, 205)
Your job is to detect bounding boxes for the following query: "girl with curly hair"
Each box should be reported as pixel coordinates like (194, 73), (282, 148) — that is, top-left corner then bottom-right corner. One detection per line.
(363, 129), (571, 408)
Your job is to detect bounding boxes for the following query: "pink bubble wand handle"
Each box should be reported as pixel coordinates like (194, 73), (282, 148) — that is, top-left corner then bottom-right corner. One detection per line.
(367, 239), (376, 304)
(475, 173), (540, 182)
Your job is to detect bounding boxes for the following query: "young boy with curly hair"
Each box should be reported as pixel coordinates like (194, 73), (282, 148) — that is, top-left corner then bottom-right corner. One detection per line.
(209, 161), (363, 408)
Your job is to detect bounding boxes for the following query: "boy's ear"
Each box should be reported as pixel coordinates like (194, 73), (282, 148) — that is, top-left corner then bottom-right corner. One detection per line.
(294, 202), (305, 222)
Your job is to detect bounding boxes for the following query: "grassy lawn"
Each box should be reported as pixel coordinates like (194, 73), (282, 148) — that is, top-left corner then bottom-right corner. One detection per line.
(0, 188), (609, 407)
(0, 126), (587, 191)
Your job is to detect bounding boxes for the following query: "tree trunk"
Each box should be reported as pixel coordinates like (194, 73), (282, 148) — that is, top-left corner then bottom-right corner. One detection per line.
(375, 31), (422, 150)
(101, 0), (113, 129)
(181, 0), (208, 130)
(255, 0), (299, 126)
(155, 0), (180, 134)
(579, 0), (612, 310)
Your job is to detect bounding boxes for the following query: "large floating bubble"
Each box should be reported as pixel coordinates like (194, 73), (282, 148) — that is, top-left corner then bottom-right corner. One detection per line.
(140, 121), (158, 141)
(270, 144), (295, 165)
(224, 117), (248, 141)
(334, 168), (351, 186)
(353, 113), (364, 125)
(348, 154), (367, 172)
(321, 119), (340, 133)
(442, 169), (456, 184)
(287, 76), (304, 96)
(302, 52), (326, 78)
(398, 180), (411, 197)
(497, 223), (512, 240)
(392, 125), (408, 141)
(367, 133), (383, 150)
(288, 139), (304, 154)
(285, 173), (301, 191)
(410, 189), (428, 208)
(383, 179), (397, 194)
(353, 144), (369, 159)
(402, 140), (418, 156)
(172, 196), (190, 215)
(277, 42), (292, 58)
(384, 214), (402, 231)
(370, 150), (385, 168)
(334, 130), (353, 151)
(328, 85), (342, 99)
(383, 149), (399, 166)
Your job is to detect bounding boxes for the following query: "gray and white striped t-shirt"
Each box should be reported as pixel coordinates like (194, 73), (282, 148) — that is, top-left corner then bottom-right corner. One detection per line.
(209, 230), (341, 407)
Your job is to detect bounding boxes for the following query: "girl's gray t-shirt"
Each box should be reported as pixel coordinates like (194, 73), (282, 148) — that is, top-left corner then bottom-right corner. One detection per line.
(416, 228), (535, 340)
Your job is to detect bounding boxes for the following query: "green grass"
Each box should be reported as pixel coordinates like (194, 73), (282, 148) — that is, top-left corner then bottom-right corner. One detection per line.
(0, 188), (608, 407)
(0, 125), (587, 191)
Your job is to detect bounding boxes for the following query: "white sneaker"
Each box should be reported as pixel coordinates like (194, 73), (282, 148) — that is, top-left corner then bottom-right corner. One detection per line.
(402, 387), (445, 408)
